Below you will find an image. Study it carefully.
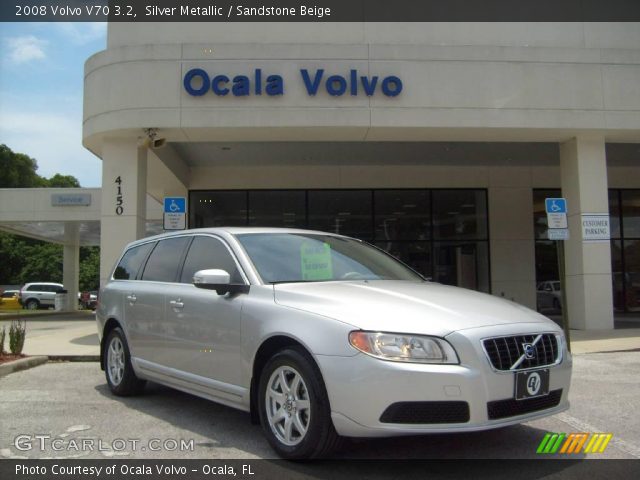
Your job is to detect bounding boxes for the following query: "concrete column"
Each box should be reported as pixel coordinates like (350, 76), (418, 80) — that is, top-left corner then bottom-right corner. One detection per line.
(100, 138), (148, 286)
(560, 135), (614, 330)
(488, 166), (537, 309)
(63, 222), (80, 311)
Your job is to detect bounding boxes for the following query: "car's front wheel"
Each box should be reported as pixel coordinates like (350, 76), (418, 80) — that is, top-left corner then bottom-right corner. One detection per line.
(104, 327), (146, 396)
(258, 347), (340, 459)
(25, 299), (39, 310)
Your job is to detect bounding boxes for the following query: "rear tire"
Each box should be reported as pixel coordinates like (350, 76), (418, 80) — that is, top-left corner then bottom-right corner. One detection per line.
(104, 327), (146, 396)
(258, 347), (340, 459)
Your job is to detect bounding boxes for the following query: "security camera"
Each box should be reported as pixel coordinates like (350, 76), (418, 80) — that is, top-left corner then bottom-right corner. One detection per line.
(143, 128), (166, 149)
(151, 137), (166, 149)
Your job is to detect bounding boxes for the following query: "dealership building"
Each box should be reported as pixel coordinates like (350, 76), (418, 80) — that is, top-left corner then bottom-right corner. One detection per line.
(3, 22), (639, 329)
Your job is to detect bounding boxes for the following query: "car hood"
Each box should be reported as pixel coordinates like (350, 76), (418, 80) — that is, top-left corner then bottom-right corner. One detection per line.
(273, 281), (556, 337)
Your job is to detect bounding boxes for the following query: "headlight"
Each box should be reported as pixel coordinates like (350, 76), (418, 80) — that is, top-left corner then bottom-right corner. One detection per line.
(349, 331), (459, 364)
(554, 332), (568, 357)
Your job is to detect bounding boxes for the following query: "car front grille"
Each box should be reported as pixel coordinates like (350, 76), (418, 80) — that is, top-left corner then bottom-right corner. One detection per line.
(483, 333), (559, 371)
(487, 389), (563, 420)
(380, 401), (470, 424)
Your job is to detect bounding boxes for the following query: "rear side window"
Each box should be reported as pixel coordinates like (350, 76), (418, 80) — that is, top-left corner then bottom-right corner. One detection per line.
(180, 236), (243, 284)
(114, 242), (155, 280)
(141, 237), (191, 283)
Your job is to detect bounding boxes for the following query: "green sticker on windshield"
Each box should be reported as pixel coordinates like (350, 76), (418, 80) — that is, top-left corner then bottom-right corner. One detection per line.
(300, 242), (333, 281)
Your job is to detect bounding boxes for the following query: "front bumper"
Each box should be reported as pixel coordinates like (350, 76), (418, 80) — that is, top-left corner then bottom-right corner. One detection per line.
(316, 323), (572, 437)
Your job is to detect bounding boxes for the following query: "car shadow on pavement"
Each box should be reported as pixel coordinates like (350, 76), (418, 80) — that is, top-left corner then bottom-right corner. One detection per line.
(70, 333), (99, 345)
(94, 380), (578, 459)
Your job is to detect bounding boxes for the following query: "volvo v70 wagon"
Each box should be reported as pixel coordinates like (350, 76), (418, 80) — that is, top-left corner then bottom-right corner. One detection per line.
(97, 228), (572, 459)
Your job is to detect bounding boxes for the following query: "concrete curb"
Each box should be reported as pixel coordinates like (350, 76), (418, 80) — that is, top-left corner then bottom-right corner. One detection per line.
(48, 355), (100, 362)
(0, 311), (94, 321)
(0, 355), (48, 377)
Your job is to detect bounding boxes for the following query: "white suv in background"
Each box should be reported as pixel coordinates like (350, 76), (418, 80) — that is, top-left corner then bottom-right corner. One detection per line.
(19, 282), (65, 310)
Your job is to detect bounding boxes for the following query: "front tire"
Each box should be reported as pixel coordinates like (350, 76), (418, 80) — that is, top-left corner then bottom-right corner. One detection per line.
(258, 347), (340, 459)
(104, 327), (146, 396)
(25, 299), (39, 310)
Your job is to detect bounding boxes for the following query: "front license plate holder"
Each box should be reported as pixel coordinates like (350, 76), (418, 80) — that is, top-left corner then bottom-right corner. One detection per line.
(515, 369), (550, 400)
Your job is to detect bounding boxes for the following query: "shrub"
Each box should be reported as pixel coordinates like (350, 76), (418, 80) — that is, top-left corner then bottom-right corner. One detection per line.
(0, 326), (5, 354)
(9, 319), (26, 355)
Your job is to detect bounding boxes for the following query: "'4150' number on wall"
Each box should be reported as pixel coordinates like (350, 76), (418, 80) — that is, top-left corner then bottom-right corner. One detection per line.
(115, 176), (124, 215)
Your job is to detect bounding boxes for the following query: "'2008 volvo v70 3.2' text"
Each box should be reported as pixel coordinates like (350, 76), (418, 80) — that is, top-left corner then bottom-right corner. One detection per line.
(97, 228), (571, 459)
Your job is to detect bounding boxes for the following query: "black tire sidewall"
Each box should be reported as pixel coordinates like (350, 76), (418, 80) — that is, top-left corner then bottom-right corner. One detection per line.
(258, 348), (333, 459)
(26, 299), (39, 310)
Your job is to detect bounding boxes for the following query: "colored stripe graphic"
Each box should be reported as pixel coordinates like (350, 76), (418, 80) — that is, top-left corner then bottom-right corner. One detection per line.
(537, 433), (566, 454)
(537, 433), (613, 454)
(584, 433), (613, 454)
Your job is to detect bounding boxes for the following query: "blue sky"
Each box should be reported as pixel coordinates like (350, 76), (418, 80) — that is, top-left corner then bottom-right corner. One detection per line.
(0, 22), (106, 187)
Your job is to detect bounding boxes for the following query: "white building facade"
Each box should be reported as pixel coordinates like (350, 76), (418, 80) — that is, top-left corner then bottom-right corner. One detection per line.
(83, 22), (640, 330)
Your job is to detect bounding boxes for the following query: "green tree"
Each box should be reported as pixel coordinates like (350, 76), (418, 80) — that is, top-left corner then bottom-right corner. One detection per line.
(19, 243), (63, 283)
(0, 144), (45, 188)
(46, 174), (81, 188)
(79, 247), (100, 291)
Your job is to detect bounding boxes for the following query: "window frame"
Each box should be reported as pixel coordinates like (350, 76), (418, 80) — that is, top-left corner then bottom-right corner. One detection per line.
(177, 233), (250, 286)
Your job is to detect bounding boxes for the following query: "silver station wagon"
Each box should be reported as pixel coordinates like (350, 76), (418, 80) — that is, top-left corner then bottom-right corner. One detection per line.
(97, 227), (572, 459)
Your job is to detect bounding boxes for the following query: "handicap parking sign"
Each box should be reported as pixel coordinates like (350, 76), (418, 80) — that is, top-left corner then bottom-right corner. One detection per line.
(545, 197), (568, 231)
(545, 198), (567, 214)
(163, 197), (186, 230)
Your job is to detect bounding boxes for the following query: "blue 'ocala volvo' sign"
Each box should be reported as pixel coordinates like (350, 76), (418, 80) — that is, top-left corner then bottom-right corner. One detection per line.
(183, 68), (403, 97)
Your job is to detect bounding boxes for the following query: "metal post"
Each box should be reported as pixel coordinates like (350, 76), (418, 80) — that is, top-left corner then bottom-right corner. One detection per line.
(556, 240), (571, 352)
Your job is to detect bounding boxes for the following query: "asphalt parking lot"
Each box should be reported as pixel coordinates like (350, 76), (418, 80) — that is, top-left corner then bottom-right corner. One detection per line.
(1, 351), (638, 461)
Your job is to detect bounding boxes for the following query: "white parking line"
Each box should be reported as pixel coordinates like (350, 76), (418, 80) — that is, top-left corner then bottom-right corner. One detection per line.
(556, 412), (640, 458)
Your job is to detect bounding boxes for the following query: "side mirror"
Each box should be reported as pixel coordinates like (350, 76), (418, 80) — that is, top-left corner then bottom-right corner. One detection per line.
(193, 269), (249, 295)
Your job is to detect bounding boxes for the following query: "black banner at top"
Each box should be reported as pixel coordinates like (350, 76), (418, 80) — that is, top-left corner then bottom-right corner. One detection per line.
(3, 0), (640, 22)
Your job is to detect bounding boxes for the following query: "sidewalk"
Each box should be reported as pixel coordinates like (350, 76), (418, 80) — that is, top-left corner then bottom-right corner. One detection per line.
(0, 312), (99, 358)
(570, 328), (640, 354)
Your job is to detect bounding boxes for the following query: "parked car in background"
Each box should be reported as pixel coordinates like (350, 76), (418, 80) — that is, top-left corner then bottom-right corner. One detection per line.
(0, 290), (20, 310)
(98, 228), (571, 459)
(79, 291), (98, 310)
(537, 281), (562, 312)
(18, 282), (64, 310)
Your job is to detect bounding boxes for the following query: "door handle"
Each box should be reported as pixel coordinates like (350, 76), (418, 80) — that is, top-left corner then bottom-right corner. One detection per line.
(169, 299), (184, 309)
(126, 294), (137, 303)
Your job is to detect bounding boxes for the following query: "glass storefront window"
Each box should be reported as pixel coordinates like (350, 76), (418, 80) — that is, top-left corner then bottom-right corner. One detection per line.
(433, 190), (487, 240)
(190, 191), (247, 228)
(621, 190), (640, 238)
(609, 190), (621, 239)
(248, 191), (306, 228)
(190, 188), (490, 292)
(433, 241), (490, 292)
(308, 190), (373, 241)
(611, 240), (624, 312)
(623, 240), (640, 312)
(375, 241), (432, 279)
(374, 190), (430, 241)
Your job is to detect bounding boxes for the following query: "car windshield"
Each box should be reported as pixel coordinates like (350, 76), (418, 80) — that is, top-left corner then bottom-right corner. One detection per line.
(236, 233), (423, 284)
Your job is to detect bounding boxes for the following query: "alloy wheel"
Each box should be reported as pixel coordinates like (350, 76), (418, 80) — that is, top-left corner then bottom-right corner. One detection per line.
(265, 366), (311, 446)
(107, 336), (125, 386)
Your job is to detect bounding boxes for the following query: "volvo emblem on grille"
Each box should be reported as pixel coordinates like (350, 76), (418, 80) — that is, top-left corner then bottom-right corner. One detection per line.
(523, 343), (536, 359)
